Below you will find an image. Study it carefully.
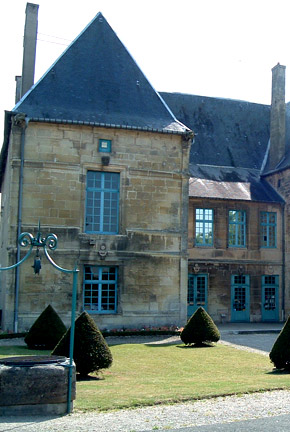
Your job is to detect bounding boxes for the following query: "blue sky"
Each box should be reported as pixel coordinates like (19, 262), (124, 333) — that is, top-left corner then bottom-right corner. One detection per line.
(1, 0), (289, 139)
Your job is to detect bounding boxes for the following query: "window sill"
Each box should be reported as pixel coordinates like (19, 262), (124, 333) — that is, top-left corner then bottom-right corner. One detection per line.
(85, 310), (118, 315)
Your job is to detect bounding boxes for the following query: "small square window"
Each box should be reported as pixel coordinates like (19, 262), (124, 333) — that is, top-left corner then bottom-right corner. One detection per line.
(99, 139), (111, 153)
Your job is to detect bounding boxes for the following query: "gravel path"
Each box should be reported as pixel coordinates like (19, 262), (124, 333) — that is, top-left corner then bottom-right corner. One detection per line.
(0, 390), (290, 431)
(0, 335), (289, 431)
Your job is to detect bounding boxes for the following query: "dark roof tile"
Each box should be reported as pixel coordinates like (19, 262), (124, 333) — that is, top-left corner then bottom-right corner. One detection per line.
(13, 13), (188, 134)
(188, 165), (284, 203)
(160, 92), (271, 169)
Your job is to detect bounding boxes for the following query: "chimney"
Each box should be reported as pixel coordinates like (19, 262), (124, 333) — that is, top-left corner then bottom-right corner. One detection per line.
(15, 76), (22, 104)
(20, 3), (39, 100)
(269, 63), (286, 170)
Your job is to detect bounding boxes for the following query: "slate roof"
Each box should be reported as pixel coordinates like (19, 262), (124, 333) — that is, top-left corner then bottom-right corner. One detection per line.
(161, 92), (285, 203)
(160, 92), (271, 169)
(188, 165), (284, 203)
(13, 13), (188, 134)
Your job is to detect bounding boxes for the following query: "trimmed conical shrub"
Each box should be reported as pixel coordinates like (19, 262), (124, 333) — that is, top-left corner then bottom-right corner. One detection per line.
(52, 311), (113, 377)
(24, 304), (67, 349)
(180, 307), (220, 346)
(269, 316), (290, 370)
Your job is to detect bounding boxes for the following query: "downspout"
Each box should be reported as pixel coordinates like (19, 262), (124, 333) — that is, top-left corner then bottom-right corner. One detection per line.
(179, 132), (193, 324)
(281, 202), (285, 321)
(14, 116), (29, 333)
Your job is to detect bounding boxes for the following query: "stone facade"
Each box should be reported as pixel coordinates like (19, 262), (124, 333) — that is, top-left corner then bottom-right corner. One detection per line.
(265, 169), (290, 319)
(0, 120), (190, 331)
(188, 197), (284, 322)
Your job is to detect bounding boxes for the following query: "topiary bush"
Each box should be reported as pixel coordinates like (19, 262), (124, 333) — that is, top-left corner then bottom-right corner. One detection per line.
(24, 304), (67, 349)
(269, 316), (290, 370)
(180, 307), (220, 346)
(52, 311), (113, 377)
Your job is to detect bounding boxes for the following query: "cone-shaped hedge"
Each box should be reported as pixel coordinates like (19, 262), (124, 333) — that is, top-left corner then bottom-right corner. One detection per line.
(180, 307), (220, 346)
(24, 304), (67, 349)
(269, 316), (290, 369)
(52, 311), (113, 377)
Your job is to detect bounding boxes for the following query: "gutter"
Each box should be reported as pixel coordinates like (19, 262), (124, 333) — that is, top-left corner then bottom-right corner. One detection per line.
(25, 117), (193, 137)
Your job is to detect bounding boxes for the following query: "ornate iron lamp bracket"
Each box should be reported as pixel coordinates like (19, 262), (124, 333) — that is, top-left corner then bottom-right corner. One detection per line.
(0, 221), (79, 414)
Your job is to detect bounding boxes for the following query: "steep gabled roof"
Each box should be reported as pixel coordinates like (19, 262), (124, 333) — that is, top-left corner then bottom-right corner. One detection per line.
(13, 13), (188, 134)
(160, 92), (271, 169)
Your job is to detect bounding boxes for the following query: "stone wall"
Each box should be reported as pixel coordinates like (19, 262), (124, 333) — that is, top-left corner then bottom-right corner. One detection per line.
(0, 121), (190, 331)
(265, 169), (290, 318)
(188, 197), (284, 322)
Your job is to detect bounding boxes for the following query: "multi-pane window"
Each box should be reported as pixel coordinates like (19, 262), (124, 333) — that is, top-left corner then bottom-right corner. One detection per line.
(195, 209), (213, 246)
(84, 265), (117, 313)
(228, 210), (246, 247)
(85, 171), (119, 234)
(260, 212), (277, 248)
(232, 275), (249, 311)
(188, 275), (207, 306)
(262, 275), (278, 311)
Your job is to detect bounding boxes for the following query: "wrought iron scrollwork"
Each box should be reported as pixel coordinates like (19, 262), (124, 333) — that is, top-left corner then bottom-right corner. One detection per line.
(18, 232), (34, 248)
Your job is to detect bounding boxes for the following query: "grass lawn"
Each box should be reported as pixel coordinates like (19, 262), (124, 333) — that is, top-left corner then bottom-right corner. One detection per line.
(1, 342), (290, 412)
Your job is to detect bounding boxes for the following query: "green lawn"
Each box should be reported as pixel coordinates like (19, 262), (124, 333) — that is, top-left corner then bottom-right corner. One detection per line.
(1, 342), (289, 412)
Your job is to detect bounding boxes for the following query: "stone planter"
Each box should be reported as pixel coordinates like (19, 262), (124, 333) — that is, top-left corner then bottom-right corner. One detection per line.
(0, 355), (76, 416)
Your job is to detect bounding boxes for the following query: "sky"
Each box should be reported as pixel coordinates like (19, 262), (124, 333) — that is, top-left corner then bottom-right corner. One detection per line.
(1, 0), (290, 141)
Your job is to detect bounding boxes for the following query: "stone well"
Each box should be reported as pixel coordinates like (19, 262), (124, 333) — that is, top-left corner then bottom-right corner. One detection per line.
(0, 355), (76, 416)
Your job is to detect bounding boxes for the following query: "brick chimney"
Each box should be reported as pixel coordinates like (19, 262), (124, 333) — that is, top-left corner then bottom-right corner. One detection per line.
(269, 63), (286, 170)
(19, 3), (39, 100)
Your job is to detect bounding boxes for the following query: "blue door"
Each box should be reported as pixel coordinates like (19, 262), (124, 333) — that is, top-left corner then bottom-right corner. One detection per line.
(187, 274), (208, 317)
(231, 275), (250, 322)
(262, 275), (279, 322)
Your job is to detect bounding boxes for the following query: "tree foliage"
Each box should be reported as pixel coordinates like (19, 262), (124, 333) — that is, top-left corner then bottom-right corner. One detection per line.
(24, 304), (67, 349)
(180, 307), (220, 346)
(52, 311), (113, 377)
(269, 316), (290, 370)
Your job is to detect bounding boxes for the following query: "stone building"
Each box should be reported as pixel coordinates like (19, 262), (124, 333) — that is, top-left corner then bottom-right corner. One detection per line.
(161, 63), (290, 323)
(1, 7), (290, 331)
(0, 12), (192, 331)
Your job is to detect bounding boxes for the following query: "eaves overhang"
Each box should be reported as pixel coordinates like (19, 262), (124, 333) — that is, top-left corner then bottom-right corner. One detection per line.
(26, 117), (193, 137)
(188, 194), (285, 205)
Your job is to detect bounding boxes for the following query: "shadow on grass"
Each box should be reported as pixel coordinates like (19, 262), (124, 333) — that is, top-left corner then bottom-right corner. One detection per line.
(266, 368), (290, 375)
(76, 374), (104, 382)
(177, 342), (216, 349)
(143, 342), (217, 348)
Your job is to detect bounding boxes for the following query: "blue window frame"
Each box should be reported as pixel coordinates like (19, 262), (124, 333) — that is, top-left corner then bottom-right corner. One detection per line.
(261, 275), (279, 321)
(195, 209), (213, 246)
(85, 171), (119, 234)
(83, 265), (118, 313)
(231, 274), (250, 322)
(99, 139), (111, 153)
(260, 212), (277, 248)
(228, 210), (246, 247)
(187, 274), (208, 317)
